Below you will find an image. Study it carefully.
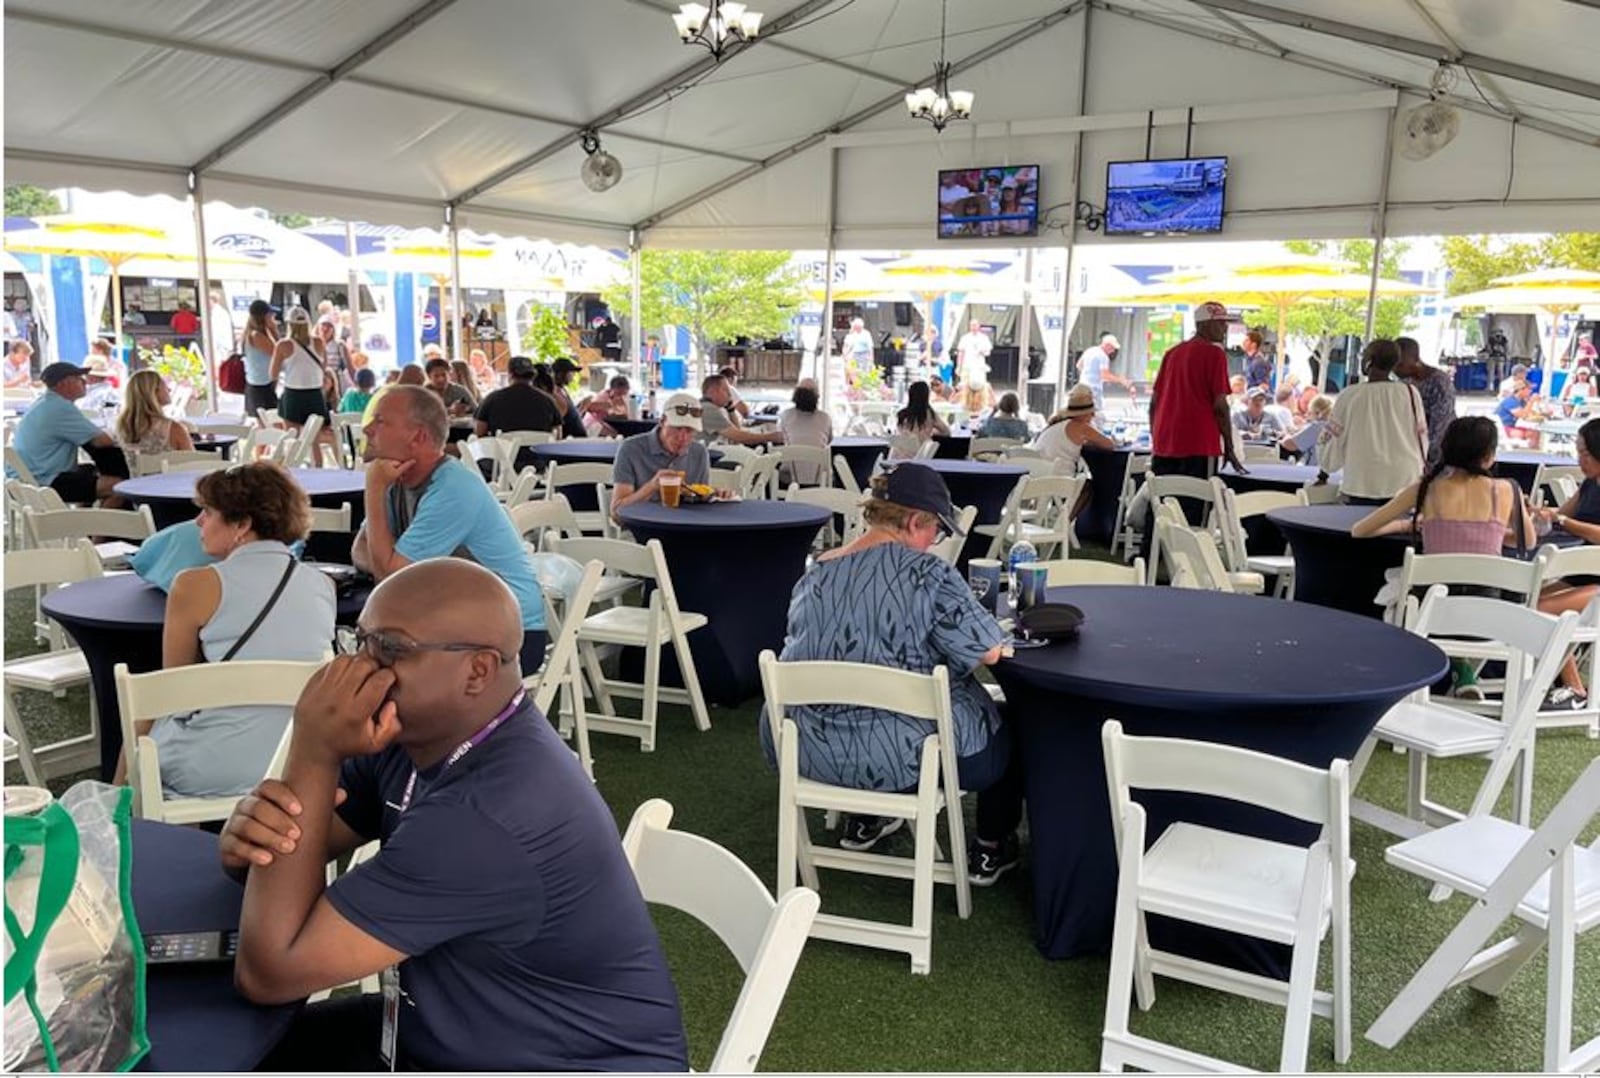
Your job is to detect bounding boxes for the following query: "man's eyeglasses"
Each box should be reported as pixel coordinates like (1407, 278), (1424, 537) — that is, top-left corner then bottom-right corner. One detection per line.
(667, 404), (703, 418)
(354, 628), (513, 666)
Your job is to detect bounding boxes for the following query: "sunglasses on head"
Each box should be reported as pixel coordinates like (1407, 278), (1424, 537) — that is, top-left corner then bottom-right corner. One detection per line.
(668, 404), (703, 418)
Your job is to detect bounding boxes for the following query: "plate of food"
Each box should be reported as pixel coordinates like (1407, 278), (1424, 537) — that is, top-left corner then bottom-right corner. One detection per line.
(680, 484), (740, 504)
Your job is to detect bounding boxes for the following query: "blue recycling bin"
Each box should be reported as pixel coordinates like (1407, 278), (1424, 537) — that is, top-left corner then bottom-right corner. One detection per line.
(659, 356), (687, 390)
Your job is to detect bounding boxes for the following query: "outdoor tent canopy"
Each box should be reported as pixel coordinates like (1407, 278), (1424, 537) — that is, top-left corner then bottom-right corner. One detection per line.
(5, 0), (1600, 250)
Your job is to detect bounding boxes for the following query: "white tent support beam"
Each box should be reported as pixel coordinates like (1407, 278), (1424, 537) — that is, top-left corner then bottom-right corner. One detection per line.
(629, 237), (643, 391)
(190, 0), (460, 174)
(447, 0), (845, 209)
(5, 9), (325, 75)
(617, 0), (911, 87)
(1363, 105), (1399, 350)
(819, 146), (839, 415)
(1184, 1), (1289, 55)
(1400, 0), (1522, 118)
(1092, 1), (1600, 151)
(633, 2), (1084, 235)
(446, 205), (462, 363)
(5, 147), (187, 180)
(1188, 0), (1600, 105)
(190, 172), (217, 407)
(1058, 3), (1092, 402)
(345, 221), (363, 358)
(1017, 248), (1035, 403)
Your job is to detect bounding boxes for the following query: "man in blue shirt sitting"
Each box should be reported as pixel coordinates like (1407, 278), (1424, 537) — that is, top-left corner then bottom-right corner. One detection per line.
(6, 362), (130, 505)
(352, 385), (547, 669)
(223, 558), (688, 1071)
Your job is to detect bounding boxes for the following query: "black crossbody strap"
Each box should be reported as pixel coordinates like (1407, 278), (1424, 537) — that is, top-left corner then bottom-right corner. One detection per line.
(220, 555), (297, 662)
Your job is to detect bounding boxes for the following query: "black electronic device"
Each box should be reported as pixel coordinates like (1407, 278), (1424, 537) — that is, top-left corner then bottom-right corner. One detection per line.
(144, 930), (239, 965)
(1104, 157), (1227, 235)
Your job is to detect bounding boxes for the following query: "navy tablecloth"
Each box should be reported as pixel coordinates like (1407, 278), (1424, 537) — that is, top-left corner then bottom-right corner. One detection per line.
(1218, 461), (1323, 493)
(132, 820), (300, 1071)
(1267, 504), (1411, 615)
(831, 437), (888, 490)
(116, 469), (366, 564)
(1495, 450), (1577, 495)
(900, 459), (1028, 569)
(41, 572), (365, 780)
(990, 586), (1447, 968)
(529, 441), (621, 465)
(932, 432), (971, 459)
(608, 418), (656, 439)
(189, 434), (236, 454)
(618, 500), (829, 705)
(1076, 445), (1144, 547)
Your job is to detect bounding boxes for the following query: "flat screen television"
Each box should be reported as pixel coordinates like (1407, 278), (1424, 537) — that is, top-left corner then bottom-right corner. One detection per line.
(937, 165), (1039, 239)
(1104, 157), (1227, 235)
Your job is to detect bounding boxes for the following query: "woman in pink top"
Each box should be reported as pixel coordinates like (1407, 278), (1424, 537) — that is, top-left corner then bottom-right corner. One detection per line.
(1353, 416), (1532, 553)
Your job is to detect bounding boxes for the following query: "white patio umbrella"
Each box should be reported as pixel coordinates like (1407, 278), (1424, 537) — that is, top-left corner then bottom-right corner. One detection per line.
(1446, 268), (1600, 382)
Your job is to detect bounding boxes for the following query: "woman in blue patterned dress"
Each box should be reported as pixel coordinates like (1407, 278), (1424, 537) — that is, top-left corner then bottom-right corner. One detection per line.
(759, 464), (1025, 886)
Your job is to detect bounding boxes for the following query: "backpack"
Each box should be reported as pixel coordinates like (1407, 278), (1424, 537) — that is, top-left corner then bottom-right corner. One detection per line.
(218, 353), (246, 395)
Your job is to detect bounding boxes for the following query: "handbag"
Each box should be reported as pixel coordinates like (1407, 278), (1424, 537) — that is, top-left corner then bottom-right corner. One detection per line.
(4, 783), (149, 1072)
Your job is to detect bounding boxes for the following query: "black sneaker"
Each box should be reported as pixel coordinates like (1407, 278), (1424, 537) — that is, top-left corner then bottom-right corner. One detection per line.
(967, 835), (1021, 887)
(838, 815), (904, 852)
(1546, 686), (1589, 711)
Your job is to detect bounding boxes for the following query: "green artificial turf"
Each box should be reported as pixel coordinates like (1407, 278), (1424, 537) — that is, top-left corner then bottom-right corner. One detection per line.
(6, 556), (1596, 1072)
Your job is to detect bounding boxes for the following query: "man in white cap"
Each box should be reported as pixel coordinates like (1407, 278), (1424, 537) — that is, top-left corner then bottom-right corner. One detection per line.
(1143, 301), (1246, 561)
(610, 391), (712, 516)
(1075, 331), (1135, 415)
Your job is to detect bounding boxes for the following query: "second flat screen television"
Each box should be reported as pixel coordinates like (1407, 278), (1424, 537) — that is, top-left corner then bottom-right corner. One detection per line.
(1104, 157), (1227, 235)
(937, 165), (1039, 239)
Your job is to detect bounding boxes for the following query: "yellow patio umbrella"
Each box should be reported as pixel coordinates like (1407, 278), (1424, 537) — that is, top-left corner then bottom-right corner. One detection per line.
(5, 217), (204, 346)
(1446, 268), (1600, 383)
(1093, 255), (1432, 385)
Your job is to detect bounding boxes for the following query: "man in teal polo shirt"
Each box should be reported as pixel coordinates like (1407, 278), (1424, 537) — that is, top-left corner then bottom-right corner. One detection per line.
(353, 385), (547, 670)
(7, 361), (129, 506)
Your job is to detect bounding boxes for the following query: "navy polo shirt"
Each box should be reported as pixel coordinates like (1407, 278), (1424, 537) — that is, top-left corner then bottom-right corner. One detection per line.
(328, 697), (687, 1071)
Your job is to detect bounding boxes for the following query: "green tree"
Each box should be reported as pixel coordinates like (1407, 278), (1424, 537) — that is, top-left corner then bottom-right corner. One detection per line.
(4, 185), (63, 217)
(603, 250), (804, 378)
(1276, 239), (1419, 364)
(271, 211), (312, 230)
(1438, 234), (1546, 295)
(520, 304), (569, 363)
(1535, 233), (1600, 275)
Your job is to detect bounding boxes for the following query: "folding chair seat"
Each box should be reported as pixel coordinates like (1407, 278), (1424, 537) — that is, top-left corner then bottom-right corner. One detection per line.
(760, 651), (971, 975)
(975, 474), (1082, 562)
(1100, 721), (1352, 1073)
(622, 799), (819, 1073)
(549, 536), (710, 751)
(307, 502), (352, 535)
(115, 659), (324, 824)
(1532, 545), (1600, 737)
(1352, 587), (1577, 839)
(1155, 514), (1262, 593)
(1143, 474), (1216, 582)
(1037, 557), (1146, 586)
(544, 461), (615, 535)
(1368, 757), (1600, 1073)
(1212, 480), (1304, 598)
(4, 542), (103, 785)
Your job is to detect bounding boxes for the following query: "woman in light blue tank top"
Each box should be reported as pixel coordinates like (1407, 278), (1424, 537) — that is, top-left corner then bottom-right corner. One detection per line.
(147, 462), (336, 798)
(242, 298), (280, 416)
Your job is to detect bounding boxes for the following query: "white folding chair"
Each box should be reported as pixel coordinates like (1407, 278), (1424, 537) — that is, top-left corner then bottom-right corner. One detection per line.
(1155, 514), (1261, 594)
(5, 446), (39, 485)
(114, 659), (325, 825)
(1369, 756), (1600, 1073)
(24, 504), (157, 569)
(282, 414), (324, 467)
(1534, 463), (1584, 508)
(1385, 546), (1548, 628)
(831, 453), (862, 495)
(1100, 720), (1352, 1073)
(498, 467), (541, 508)
(549, 536), (711, 751)
(1002, 445), (1044, 460)
(1109, 453), (1150, 562)
(255, 407), (283, 429)
(4, 542), (103, 785)
(1351, 588), (1578, 840)
(968, 436), (1021, 460)
(523, 559), (603, 778)
(544, 461), (615, 535)
(162, 456), (231, 474)
(738, 455), (781, 501)
(1302, 480), (1341, 505)
(760, 650), (971, 975)
(975, 474), (1082, 562)
(927, 505), (978, 566)
(464, 434), (512, 492)
(774, 445), (832, 488)
(714, 444), (762, 470)
(1212, 481), (1304, 598)
(1532, 545), (1600, 737)
(622, 799), (820, 1073)
(912, 439), (939, 460)
(783, 485), (864, 548)
(1143, 474), (1216, 583)
(1037, 557), (1146, 586)
(307, 502), (352, 535)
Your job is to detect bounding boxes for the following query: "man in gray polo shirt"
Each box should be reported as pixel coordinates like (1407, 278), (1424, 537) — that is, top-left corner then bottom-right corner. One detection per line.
(611, 392), (711, 517)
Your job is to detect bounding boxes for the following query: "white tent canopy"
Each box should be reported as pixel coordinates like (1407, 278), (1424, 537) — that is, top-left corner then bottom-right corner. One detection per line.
(6, 0), (1600, 250)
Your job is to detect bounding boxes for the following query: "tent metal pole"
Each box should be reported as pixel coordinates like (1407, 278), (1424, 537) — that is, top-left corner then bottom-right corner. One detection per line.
(1057, 4), (1093, 405)
(1362, 105), (1399, 357)
(190, 171), (217, 409)
(820, 146), (839, 415)
(446, 206), (462, 363)
(629, 235), (643, 391)
(1017, 247), (1035, 404)
(345, 221), (362, 359)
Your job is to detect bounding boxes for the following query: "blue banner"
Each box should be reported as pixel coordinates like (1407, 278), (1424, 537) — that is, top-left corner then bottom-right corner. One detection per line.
(49, 256), (87, 363)
(394, 273), (416, 367)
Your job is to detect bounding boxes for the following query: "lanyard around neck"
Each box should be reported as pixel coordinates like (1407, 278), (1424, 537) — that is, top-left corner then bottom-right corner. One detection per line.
(396, 689), (524, 815)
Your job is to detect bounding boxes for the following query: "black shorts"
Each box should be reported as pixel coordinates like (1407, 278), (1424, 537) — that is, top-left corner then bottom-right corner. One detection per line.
(244, 382), (278, 416)
(278, 386), (330, 426)
(49, 464), (102, 504)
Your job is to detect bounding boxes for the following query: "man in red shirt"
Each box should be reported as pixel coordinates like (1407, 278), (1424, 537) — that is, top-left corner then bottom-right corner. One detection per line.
(1142, 300), (1246, 563)
(170, 300), (200, 346)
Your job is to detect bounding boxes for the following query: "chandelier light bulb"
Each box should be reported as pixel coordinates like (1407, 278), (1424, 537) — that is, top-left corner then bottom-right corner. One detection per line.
(906, 1), (973, 133)
(672, 0), (759, 60)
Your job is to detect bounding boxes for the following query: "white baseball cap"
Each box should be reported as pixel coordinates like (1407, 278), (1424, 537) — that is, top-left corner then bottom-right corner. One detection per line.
(1194, 301), (1233, 323)
(1101, 334), (1121, 350)
(660, 392), (703, 431)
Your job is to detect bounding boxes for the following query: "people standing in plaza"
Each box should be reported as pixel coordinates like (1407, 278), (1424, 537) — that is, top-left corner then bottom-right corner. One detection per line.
(1316, 339), (1428, 504)
(270, 307), (330, 434)
(1396, 335), (1457, 465)
(1075, 332), (1136, 415)
(242, 299), (280, 416)
(955, 318), (994, 413)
